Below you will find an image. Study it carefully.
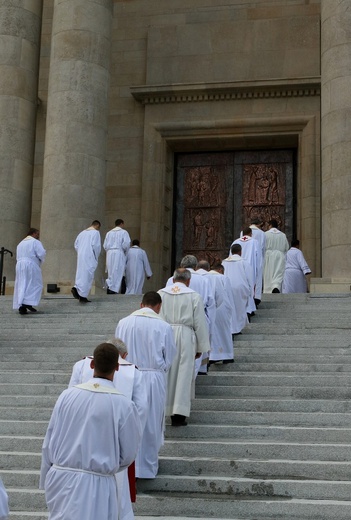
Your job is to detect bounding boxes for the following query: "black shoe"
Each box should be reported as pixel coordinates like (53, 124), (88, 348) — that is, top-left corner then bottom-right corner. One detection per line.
(223, 359), (234, 364)
(254, 298), (261, 307)
(25, 305), (37, 312)
(272, 288), (280, 293)
(19, 305), (27, 315)
(197, 372), (207, 375)
(71, 287), (79, 299)
(107, 288), (117, 295)
(79, 297), (91, 303)
(208, 360), (221, 365)
(171, 414), (188, 426)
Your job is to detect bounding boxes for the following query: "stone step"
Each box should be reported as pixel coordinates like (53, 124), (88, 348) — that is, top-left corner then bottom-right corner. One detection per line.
(157, 456), (351, 481)
(164, 424), (351, 443)
(0, 421), (48, 435)
(192, 398), (351, 413)
(0, 408), (53, 421)
(137, 475), (351, 501)
(196, 373), (351, 387)
(161, 439), (351, 460)
(209, 363), (351, 372)
(195, 384), (351, 399)
(189, 410), (351, 427)
(134, 494), (351, 519)
(0, 384), (64, 396)
(5, 513), (48, 520)
(0, 436), (43, 452)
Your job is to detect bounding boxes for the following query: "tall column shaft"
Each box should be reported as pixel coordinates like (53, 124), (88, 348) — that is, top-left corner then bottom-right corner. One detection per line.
(0, 1), (43, 279)
(321, 0), (351, 278)
(40, 0), (113, 291)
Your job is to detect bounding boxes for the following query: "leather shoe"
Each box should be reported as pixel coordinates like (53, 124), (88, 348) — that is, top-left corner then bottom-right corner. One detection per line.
(79, 297), (91, 303)
(25, 305), (37, 312)
(71, 287), (79, 299)
(107, 288), (117, 295)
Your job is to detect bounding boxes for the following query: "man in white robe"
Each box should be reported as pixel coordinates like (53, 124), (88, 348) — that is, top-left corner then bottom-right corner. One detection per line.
(231, 227), (261, 315)
(71, 220), (101, 303)
(0, 478), (9, 520)
(116, 291), (177, 478)
(103, 218), (131, 294)
(263, 219), (289, 293)
(13, 228), (46, 315)
(158, 268), (210, 426)
(240, 218), (266, 305)
(125, 239), (152, 295)
(68, 339), (147, 520)
(208, 264), (235, 363)
(40, 342), (141, 520)
(222, 244), (251, 334)
(195, 260), (223, 374)
(282, 239), (311, 293)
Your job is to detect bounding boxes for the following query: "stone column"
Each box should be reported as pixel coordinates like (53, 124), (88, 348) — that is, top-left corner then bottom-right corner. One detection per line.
(40, 0), (113, 292)
(321, 0), (351, 282)
(0, 1), (43, 280)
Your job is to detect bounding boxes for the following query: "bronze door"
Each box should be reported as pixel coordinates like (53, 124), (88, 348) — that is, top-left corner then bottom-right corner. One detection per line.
(175, 150), (295, 268)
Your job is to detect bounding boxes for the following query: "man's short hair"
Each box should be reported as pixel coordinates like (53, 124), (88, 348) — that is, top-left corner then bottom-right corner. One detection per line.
(173, 268), (191, 283)
(231, 244), (242, 255)
(242, 227), (252, 236)
(115, 219), (124, 226)
(132, 239), (140, 246)
(212, 262), (224, 272)
(269, 219), (278, 229)
(197, 259), (210, 271)
(142, 291), (162, 307)
(28, 228), (39, 236)
(93, 343), (119, 374)
(180, 255), (197, 269)
(291, 239), (300, 248)
(92, 220), (101, 227)
(251, 217), (262, 226)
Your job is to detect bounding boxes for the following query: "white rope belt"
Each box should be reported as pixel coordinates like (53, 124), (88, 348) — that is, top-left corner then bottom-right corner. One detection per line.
(53, 464), (115, 478)
(138, 367), (164, 372)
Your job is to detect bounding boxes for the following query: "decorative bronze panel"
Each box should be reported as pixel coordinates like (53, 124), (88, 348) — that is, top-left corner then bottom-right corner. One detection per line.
(242, 162), (286, 231)
(182, 166), (227, 266)
(175, 150), (295, 271)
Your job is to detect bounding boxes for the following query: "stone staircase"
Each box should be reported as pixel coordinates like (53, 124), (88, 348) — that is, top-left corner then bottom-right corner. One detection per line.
(1, 293), (351, 519)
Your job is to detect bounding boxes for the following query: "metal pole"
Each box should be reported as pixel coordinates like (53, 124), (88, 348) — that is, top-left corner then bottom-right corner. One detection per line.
(0, 247), (13, 295)
(0, 248), (4, 295)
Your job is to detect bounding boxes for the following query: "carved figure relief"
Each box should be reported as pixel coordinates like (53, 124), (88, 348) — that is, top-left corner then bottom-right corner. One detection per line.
(182, 165), (225, 265)
(243, 163), (286, 231)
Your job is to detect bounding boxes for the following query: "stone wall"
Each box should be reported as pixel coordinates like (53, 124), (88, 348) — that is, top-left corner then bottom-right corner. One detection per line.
(12, 0), (322, 292)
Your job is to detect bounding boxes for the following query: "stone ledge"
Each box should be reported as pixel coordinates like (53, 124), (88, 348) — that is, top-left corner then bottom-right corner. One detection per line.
(310, 278), (351, 294)
(131, 77), (321, 105)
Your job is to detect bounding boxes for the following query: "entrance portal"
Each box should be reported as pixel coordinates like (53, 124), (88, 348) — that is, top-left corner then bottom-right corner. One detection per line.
(174, 150), (295, 267)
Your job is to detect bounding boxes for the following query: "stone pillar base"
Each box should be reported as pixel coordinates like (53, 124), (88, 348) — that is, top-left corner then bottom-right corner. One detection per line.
(310, 278), (351, 294)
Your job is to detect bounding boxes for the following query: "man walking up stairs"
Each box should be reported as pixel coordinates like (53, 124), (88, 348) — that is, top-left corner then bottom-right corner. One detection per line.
(2, 293), (351, 519)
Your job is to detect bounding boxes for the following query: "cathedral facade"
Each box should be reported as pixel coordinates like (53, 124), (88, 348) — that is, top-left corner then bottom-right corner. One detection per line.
(1, 0), (350, 293)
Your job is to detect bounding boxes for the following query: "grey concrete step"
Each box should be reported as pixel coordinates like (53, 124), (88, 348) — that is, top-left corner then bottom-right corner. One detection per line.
(157, 457), (351, 481)
(189, 410), (351, 427)
(192, 398), (351, 413)
(138, 475), (351, 501)
(195, 384), (351, 399)
(134, 494), (351, 519)
(0, 421), (48, 435)
(164, 424), (351, 442)
(1, 293), (351, 519)
(161, 440), (351, 461)
(196, 372), (351, 387)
